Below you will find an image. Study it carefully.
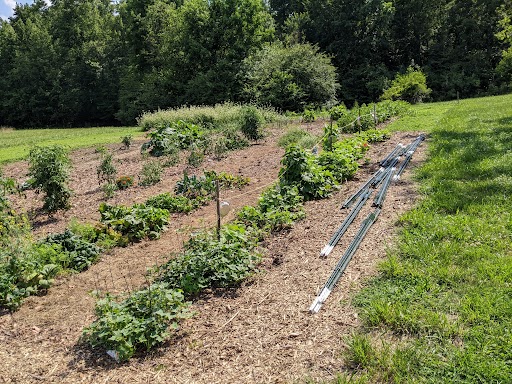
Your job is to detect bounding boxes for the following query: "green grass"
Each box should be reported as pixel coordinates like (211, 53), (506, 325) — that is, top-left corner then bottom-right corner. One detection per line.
(336, 94), (512, 383)
(0, 126), (142, 164)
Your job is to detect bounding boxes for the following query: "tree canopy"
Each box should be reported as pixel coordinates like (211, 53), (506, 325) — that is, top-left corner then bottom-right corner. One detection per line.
(0, 0), (509, 127)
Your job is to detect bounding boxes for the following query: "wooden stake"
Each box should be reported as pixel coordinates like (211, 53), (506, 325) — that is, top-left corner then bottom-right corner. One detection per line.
(373, 104), (377, 125)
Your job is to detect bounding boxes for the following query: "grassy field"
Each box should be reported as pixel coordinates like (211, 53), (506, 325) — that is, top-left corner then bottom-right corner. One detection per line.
(337, 94), (512, 383)
(0, 126), (142, 164)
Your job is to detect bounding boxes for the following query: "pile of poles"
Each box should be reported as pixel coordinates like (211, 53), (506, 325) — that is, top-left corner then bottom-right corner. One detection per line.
(309, 134), (425, 314)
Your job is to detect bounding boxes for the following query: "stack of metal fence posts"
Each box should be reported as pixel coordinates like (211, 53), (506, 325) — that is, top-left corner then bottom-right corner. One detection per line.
(309, 134), (425, 314)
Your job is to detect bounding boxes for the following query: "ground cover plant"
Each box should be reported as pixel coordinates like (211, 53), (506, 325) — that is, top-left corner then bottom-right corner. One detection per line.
(340, 94), (512, 383)
(0, 127), (142, 164)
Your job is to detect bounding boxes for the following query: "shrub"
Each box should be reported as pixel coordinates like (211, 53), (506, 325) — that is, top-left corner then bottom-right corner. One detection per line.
(83, 284), (189, 362)
(357, 129), (391, 143)
(187, 145), (204, 168)
(381, 67), (432, 104)
(102, 182), (117, 199)
(27, 145), (72, 213)
(239, 106), (265, 141)
(241, 42), (338, 112)
(139, 160), (163, 186)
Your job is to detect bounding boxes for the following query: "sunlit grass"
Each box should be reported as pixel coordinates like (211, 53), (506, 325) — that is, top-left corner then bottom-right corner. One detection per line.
(334, 94), (512, 383)
(0, 126), (142, 164)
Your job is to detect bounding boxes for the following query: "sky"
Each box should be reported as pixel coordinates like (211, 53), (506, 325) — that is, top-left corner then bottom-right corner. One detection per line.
(1, 0), (36, 20)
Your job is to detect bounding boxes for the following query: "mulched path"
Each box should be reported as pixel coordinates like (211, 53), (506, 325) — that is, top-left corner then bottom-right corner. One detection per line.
(0, 122), (426, 384)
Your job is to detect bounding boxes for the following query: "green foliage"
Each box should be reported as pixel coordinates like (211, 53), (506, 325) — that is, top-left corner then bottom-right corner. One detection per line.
(239, 106), (265, 141)
(141, 123), (198, 157)
(302, 109), (316, 123)
(139, 160), (163, 186)
(278, 128), (318, 149)
(121, 135), (133, 149)
(236, 184), (305, 235)
(316, 149), (359, 183)
(99, 203), (170, 243)
(145, 193), (196, 214)
(42, 230), (101, 271)
(27, 145), (72, 213)
(381, 67), (432, 104)
(322, 123), (338, 152)
(187, 145), (204, 168)
(96, 150), (117, 185)
(116, 175), (134, 190)
(356, 129), (391, 143)
(102, 182), (117, 199)
(83, 284), (189, 362)
(241, 42), (338, 111)
(157, 225), (260, 296)
(278, 145), (337, 200)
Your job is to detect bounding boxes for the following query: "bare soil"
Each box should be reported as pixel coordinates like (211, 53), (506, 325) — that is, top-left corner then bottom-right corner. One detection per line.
(0, 122), (426, 384)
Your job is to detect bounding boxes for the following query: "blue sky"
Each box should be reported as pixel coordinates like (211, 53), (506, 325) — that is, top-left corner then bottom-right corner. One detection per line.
(0, 0), (34, 20)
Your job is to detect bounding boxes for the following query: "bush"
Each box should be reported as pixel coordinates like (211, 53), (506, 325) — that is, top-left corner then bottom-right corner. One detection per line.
(97, 151), (117, 185)
(239, 106), (265, 141)
(83, 284), (189, 362)
(241, 43), (339, 112)
(381, 67), (432, 104)
(27, 145), (72, 213)
(121, 135), (133, 149)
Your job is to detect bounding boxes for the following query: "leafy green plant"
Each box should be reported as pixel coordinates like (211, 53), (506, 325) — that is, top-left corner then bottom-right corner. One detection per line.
(357, 129), (391, 143)
(141, 121), (204, 156)
(102, 182), (117, 199)
(116, 175), (134, 190)
(302, 109), (316, 122)
(237, 184), (305, 236)
(157, 225), (260, 296)
(187, 144), (204, 168)
(97, 151), (117, 185)
(27, 145), (72, 213)
(145, 193), (196, 214)
(121, 135), (133, 149)
(279, 145), (337, 200)
(139, 160), (163, 186)
(42, 229), (101, 271)
(83, 283), (189, 362)
(322, 122), (339, 151)
(381, 66), (432, 104)
(99, 203), (169, 242)
(239, 106), (265, 141)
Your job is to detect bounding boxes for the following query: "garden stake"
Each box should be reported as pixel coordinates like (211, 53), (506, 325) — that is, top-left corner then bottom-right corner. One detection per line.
(393, 135), (425, 181)
(216, 180), (221, 240)
(310, 208), (381, 314)
(321, 189), (372, 257)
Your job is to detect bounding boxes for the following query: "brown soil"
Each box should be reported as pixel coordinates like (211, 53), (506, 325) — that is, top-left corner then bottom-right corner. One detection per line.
(0, 122), (426, 384)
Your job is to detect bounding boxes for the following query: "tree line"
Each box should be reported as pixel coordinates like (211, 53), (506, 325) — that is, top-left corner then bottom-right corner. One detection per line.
(0, 0), (510, 127)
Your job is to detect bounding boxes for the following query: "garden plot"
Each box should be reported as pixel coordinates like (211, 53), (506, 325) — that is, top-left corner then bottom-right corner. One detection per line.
(0, 119), (425, 383)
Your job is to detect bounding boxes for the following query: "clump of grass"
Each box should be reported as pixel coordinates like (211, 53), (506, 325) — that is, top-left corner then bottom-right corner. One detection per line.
(278, 128), (318, 149)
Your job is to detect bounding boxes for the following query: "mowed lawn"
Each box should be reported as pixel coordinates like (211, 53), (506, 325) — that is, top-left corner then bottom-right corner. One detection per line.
(0, 126), (142, 164)
(338, 94), (512, 383)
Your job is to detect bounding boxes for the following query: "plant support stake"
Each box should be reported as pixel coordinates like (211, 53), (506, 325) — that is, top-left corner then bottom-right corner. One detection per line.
(310, 208), (381, 314)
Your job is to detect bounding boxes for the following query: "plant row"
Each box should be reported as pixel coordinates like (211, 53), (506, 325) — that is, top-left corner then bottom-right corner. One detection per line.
(0, 170), (248, 311)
